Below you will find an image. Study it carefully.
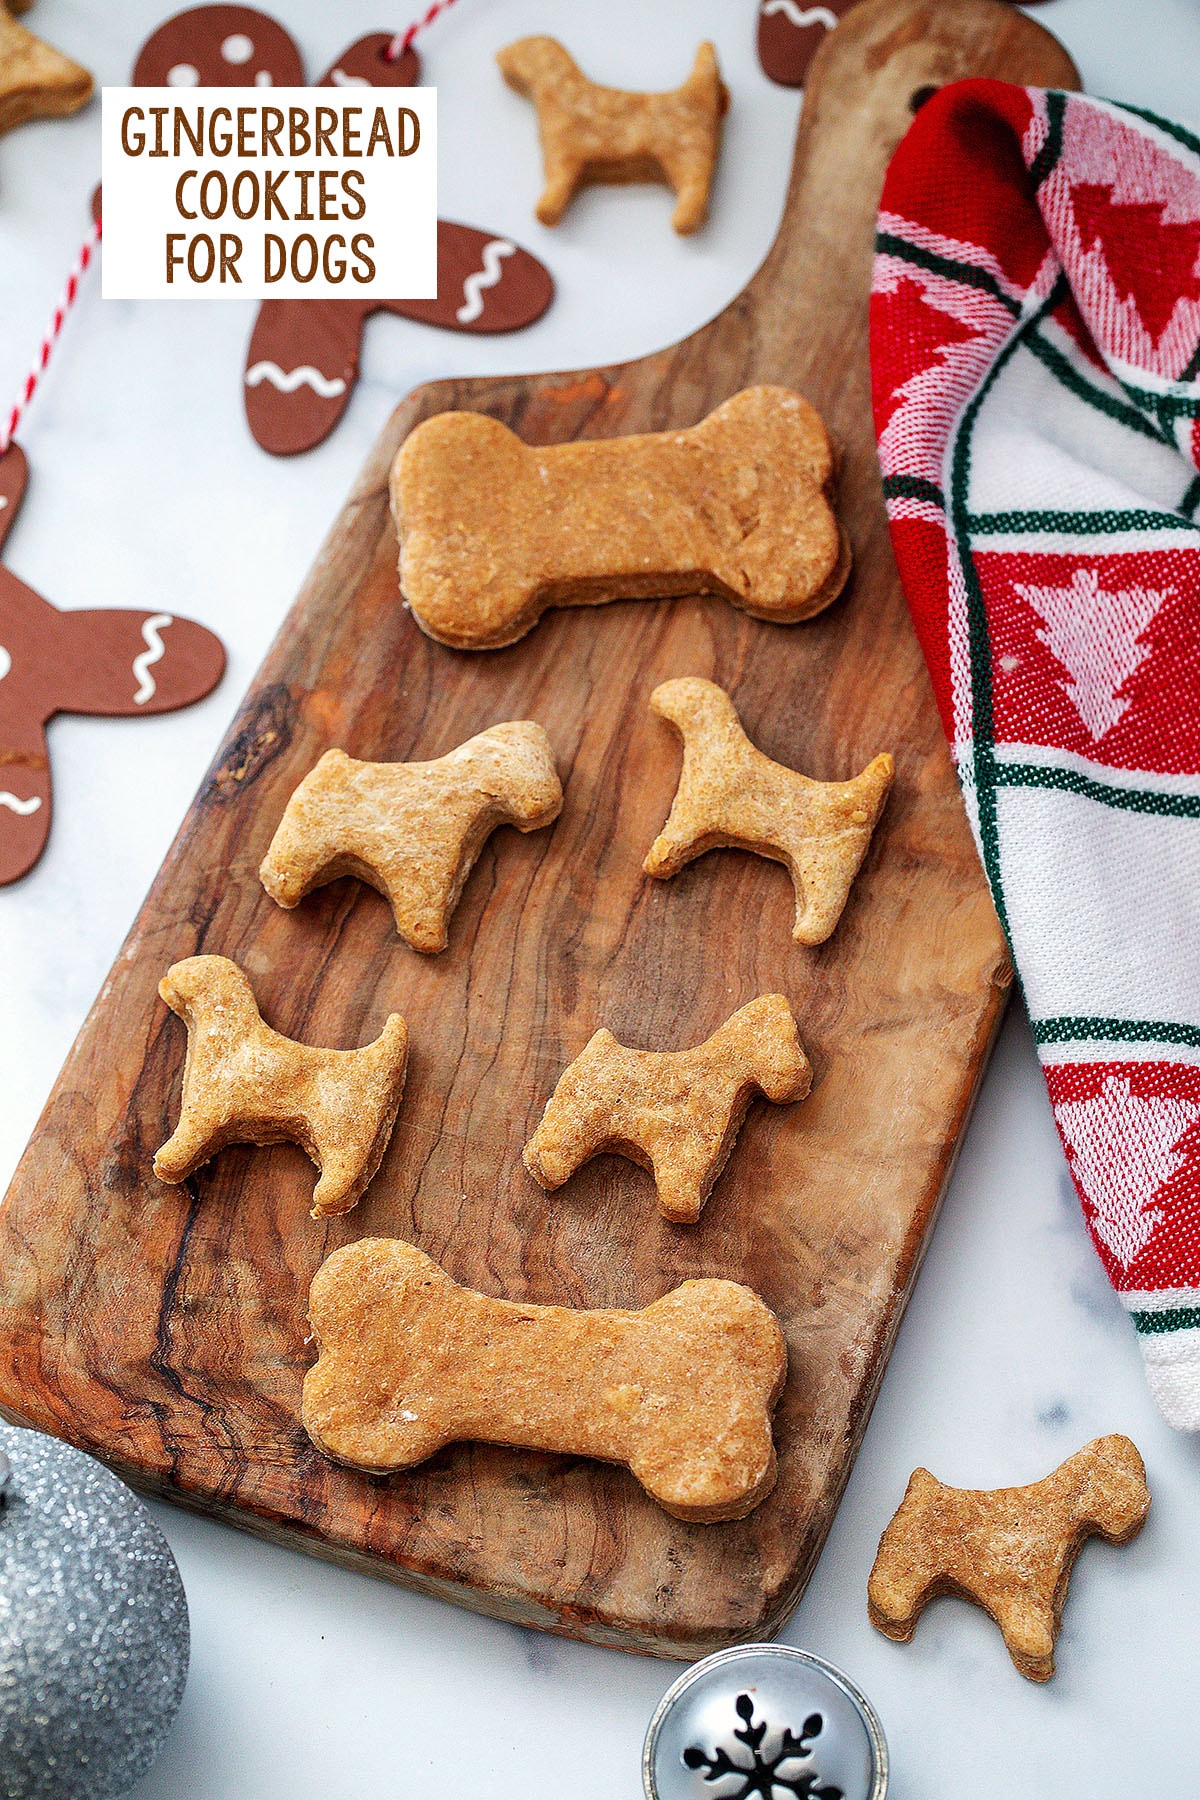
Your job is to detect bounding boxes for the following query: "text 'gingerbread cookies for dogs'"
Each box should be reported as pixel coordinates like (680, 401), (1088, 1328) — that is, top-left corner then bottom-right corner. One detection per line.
(496, 36), (728, 234)
(391, 386), (849, 649)
(260, 722), (562, 953)
(302, 1238), (786, 1521)
(867, 1435), (1150, 1680)
(645, 677), (893, 945)
(524, 994), (811, 1223)
(154, 955), (408, 1217)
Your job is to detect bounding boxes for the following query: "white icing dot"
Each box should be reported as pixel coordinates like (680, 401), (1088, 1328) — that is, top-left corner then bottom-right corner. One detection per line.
(221, 32), (255, 63)
(166, 62), (201, 85)
(254, 69), (273, 86)
(0, 647), (11, 682)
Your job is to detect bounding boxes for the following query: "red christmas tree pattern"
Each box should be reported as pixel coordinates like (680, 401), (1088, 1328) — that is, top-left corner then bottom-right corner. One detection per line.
(1071, 182), (1200, 347)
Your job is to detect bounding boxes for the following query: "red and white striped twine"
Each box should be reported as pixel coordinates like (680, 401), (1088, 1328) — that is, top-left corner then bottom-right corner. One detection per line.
(386, 0), (463, 62)
(1, 213), (102, 456)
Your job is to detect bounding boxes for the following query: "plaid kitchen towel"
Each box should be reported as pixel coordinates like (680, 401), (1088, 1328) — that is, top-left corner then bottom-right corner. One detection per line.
(870, 79), (1200, 1429)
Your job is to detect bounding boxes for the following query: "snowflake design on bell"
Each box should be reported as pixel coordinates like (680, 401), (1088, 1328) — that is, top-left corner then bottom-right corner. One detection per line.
(683, 1692), (845, 1798)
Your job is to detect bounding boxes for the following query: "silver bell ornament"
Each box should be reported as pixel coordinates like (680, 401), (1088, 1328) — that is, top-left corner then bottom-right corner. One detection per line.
(643, 1644), (888, 1800)
(0, 1422), (190, 1800)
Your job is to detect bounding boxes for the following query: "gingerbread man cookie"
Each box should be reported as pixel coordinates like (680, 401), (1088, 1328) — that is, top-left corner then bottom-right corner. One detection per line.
(244, 224), (554, 455)
(755, 1), (856, 90)
(392, 387), (849, 649)
(132, 5), (304, 87)
(524, 994), (811, 1223)
(303, 1237), (787, 1521)
(154, 955), (408, 1217)
(260, 723), (563, 953)
(0, 0), (91, 139)
(867, 1435), (1150, 1680)
(0, 444), (225, 885)
(497, 37), (728, 234)
(122, 9), (554, 455)
(314, 32), (420, 91)
(644, 678), (893, 946)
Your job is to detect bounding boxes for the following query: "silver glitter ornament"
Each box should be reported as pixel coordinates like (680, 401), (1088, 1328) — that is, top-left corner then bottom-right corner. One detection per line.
(0, 1423), (189, 1800)
(643, 1644), (888, 1800)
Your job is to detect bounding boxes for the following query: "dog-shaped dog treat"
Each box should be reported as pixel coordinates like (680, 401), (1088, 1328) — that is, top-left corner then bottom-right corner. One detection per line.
(154, 955), (408, 1217)
(867, 1435), (1150, 1680)
(303, 1237), (786, 1521)
(644, 677), (894, 945)
(524, 994), (811, 1223)
(259, 723), (563, 953)
(0, 0), (91, 139)
(391, 386), (849, 650)
(497, 35), (728, 234)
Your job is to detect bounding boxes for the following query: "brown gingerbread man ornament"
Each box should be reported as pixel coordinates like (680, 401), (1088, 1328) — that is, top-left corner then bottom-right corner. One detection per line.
(243, 222), (555, 454)
(131, 4), (304, 87)
(125, 8), (554, 455)
(755, 1), (855, 89)
(240, 14), (553, 454)
(0, 444), (225, 885)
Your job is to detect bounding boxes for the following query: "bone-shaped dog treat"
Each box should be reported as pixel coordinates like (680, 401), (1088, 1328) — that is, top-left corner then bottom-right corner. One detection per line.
(0, 0), (91, 139)
(644, 677), (894, 946)
(0, 443), (225, 886)
(302, 1237), (786, 1520)
(154, 955), (408, 1217)
(259, 722), (563, 953)
(523, 994), (811, 1223)
(391, 386), (850, 650)
(496, 36), (728, 234)
(867, 1435), (1150, 1681)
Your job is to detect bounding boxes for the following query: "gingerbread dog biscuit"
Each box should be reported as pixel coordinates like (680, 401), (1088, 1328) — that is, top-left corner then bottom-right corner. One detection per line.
(0, 0), (91, 139)
(497, 36), (728, 234)
(303, 1238), (786, 1521)
(524, 995), (811, 1223)
(260, 723), (563, 954)
(154, 955), (408, 1217)
(0, 443), (225, 886)
(867, 1435), (1150, 1681)
(392, 387), (849, 650)
(645, 678), (893, 946)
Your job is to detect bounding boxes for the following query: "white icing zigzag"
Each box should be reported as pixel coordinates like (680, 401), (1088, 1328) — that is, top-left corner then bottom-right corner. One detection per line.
(0, 792), (41, 815)
(762, 0), (839, 28)
(456, 239), (516, 325)
(133, 613), (173, 705)
(329, 67), (370, 87)
(245, 362), (348, 398)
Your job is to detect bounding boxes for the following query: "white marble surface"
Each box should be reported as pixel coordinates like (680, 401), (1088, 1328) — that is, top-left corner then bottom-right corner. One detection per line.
(2, 1), (1200, 1795)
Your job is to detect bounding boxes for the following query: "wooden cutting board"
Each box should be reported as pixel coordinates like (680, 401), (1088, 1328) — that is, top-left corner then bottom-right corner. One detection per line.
(0, 0), (1078, 1658)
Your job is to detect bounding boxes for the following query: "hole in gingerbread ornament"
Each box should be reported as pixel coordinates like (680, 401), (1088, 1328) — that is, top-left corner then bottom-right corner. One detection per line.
(221, 33), (255, 63)
(909, 84), (938, 112)
(167, 62), (200, 85)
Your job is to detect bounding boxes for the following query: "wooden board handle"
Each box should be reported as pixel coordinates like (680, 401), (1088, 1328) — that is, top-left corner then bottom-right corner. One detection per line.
(752, 0), (1079, 352)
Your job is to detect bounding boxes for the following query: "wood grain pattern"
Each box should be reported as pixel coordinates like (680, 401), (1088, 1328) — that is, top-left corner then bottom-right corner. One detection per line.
(0, 0), (1079, 1658)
